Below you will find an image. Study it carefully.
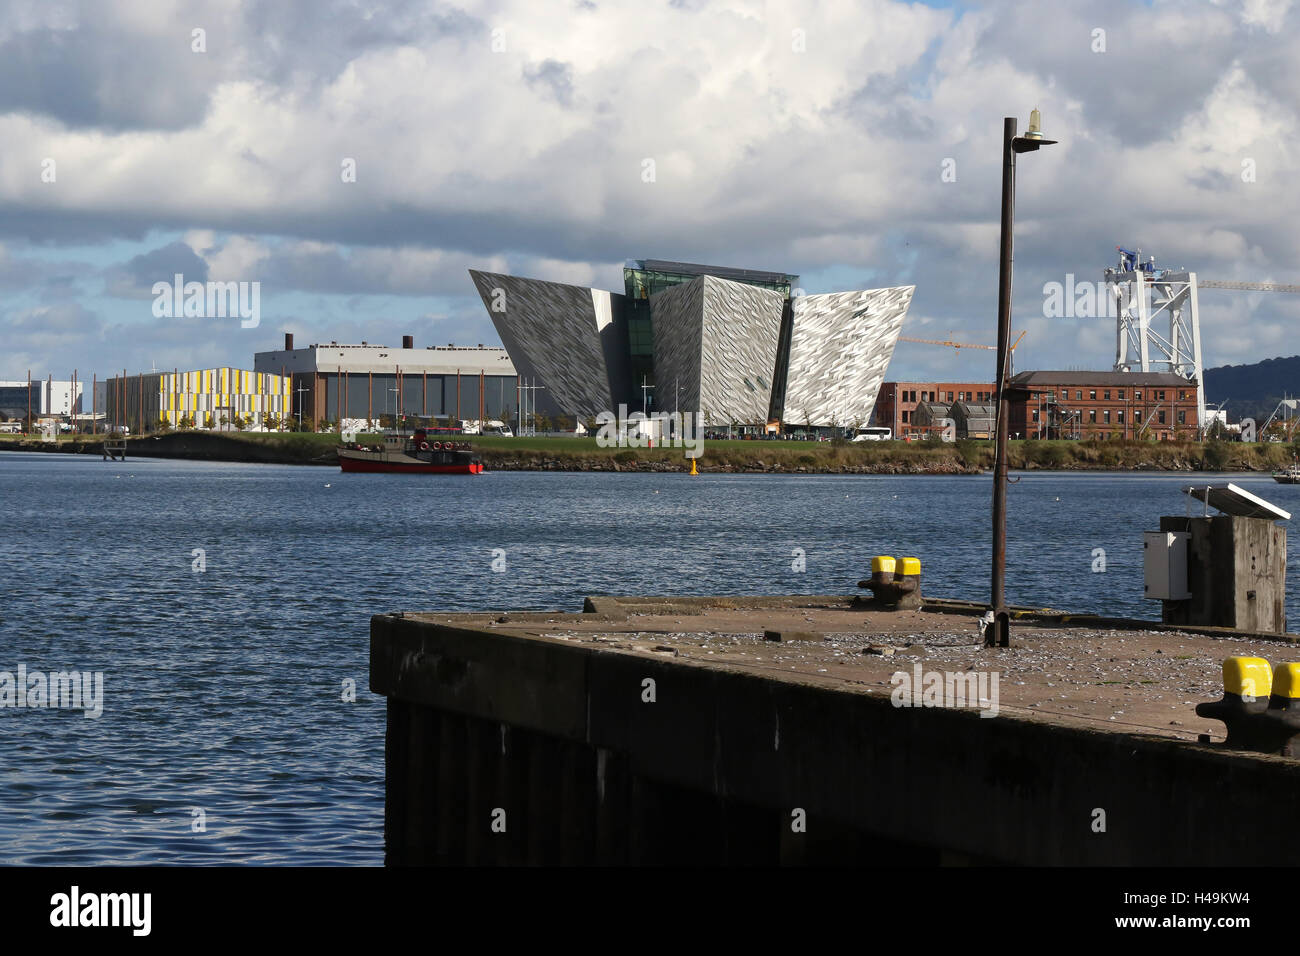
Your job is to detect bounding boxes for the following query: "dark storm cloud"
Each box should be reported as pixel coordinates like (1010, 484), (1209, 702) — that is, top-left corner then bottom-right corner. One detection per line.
(105, 241), (209, 298)
(0, 24), (217, 131)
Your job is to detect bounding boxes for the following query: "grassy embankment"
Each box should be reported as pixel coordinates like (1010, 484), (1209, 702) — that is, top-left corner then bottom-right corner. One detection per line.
(3, 430), (1299, 473)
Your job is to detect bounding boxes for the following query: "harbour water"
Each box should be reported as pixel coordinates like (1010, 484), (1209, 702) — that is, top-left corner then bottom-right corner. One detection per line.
(3, 452), (1298, 864)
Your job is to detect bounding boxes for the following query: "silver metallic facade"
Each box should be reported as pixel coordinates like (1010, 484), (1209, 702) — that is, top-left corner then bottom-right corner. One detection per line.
(469, 266), (912, 428)
(782, 286), (915, 427)
(651, 275), (784, 426)
(469, 269), (628, 419)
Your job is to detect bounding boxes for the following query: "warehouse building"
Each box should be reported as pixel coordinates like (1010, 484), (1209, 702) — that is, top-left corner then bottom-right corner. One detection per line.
(105, 368), (291, 432)
(950, 401), (996, 440)
(874, 382), (995, 440)
(0, 378), (83, 421)
(909, 400), (957, 439)
(1006, 370), (1199, 440)
(253, 334), (518, 428)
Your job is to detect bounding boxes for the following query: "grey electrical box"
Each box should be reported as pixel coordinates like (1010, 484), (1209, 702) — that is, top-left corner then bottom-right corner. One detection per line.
(1144, 531), (1191, 600)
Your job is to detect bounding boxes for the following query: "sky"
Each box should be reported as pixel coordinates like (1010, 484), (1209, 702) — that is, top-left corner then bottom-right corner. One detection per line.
(1, 0), (1298, 387)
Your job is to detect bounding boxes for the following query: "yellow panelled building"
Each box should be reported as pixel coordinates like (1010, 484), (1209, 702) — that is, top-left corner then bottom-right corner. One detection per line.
(106, 368), (292, 431)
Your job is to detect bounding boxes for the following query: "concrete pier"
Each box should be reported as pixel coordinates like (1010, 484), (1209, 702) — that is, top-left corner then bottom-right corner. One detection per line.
(371, 595), (1300, 865)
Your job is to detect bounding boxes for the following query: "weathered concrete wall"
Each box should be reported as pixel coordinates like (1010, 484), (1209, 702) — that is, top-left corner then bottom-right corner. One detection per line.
(372, 612), (1300, 866)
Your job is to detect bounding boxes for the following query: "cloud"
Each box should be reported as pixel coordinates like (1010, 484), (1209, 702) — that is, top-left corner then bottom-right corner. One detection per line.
(0, 0), (1298, 384)
(105, 240), (209, 298)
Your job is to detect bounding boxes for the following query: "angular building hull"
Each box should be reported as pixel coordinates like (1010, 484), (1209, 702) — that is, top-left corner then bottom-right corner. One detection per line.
(781, 286), (915, 428)
(651, 275), (784, 427)
(469, 270), (629, 421)
(469, 263), (912, 431)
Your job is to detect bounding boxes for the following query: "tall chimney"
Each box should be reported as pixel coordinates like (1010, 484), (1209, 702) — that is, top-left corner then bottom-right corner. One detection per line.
(285, 332), (294, 351)
(402, 334), (414, 349)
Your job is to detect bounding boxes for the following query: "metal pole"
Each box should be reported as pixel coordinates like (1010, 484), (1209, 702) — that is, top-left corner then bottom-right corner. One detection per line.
(989, 116), (1017, 649)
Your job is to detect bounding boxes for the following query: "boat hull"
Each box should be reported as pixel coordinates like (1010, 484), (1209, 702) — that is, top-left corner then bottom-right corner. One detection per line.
(339, 456), (482, 475)
(338, 447), (483, 475)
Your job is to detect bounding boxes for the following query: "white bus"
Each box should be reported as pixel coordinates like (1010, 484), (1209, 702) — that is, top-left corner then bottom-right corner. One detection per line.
(850, 426), (892, 442)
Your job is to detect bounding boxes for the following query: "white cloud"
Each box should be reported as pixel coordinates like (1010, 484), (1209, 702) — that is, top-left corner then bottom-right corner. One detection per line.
(1, 0), (1300, 380)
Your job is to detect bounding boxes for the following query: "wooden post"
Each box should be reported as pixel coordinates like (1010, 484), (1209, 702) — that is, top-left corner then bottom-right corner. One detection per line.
(456, 369), (461, 423)
(368, 370), (373, 424)
(422, 372), (427, 418)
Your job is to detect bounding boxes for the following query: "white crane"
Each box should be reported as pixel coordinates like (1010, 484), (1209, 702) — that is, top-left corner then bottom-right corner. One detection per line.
(1106, 246), (1300, 437)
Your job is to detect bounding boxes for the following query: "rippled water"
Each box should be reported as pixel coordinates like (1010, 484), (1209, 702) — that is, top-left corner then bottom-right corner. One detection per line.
(2, 452), (1297, 864)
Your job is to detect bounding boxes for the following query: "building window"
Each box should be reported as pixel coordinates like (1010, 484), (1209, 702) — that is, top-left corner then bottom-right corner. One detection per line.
(1104, 390), (1111, 400)
(1179, 391), (1187, 400)
(1158, 390), (1166, 401)
(1118, 410), (1125, 424)
(1076, 390), (1083, 400)
(1090, 390), (1097, 400)
(902, 411), (910, 423)
(1135, 410), (1142, 423)
(946, 391), (954, 402)
(1135, 391), (1142, 401)
(1118, 389), (1125, 399)
(1103, 409), (1111, 424)
(1089, 409), (1097, 423)
(1178, 411), (1186, 424)
(1158, 410), (1166, 424)
(1032, 409), (1040, 422)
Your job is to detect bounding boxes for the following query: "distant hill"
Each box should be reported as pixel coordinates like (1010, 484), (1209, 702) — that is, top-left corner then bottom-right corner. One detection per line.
(1203, 355), (1300, 422)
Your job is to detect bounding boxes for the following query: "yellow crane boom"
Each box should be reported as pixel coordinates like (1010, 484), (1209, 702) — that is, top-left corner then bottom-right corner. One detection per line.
(898, 330), (1026, 352)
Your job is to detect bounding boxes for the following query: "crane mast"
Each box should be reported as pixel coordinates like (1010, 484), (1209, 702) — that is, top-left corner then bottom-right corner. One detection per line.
(1106, 247), (1206, 435)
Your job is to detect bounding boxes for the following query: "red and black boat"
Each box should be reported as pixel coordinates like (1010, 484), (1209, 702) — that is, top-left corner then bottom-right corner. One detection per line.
(337, 428), (484, 475)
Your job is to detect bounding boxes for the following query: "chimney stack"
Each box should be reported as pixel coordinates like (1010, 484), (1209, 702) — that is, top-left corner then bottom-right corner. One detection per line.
(402, 334), (414, 349)
(284, 332), (294, 351)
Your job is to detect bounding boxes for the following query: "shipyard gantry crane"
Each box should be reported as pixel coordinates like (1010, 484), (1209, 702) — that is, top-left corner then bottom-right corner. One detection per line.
(1106, 246), (1300, 436)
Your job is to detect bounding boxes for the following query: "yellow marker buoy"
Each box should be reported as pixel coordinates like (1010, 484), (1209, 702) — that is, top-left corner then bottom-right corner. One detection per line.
(689, 457), (698, 475)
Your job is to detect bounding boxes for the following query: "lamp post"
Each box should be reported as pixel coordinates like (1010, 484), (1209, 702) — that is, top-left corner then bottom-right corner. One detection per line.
(988, 109), (1058, 649)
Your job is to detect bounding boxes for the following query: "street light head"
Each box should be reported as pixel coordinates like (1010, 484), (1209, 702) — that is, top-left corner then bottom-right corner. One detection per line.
(1011, 106), (1058, 152)
(1025, 107), (1044, 140)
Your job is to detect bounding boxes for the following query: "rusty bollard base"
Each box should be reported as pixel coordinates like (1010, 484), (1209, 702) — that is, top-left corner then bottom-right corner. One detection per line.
(1195, 657), (1300, 756)
(857, 556), (922, 611)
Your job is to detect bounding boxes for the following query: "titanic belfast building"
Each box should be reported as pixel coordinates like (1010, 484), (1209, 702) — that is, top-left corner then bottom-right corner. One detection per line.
(469, 259), (914, 432)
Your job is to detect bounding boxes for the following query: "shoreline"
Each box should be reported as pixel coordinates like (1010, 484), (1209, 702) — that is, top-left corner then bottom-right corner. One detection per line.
(0, 431), (1291, 474)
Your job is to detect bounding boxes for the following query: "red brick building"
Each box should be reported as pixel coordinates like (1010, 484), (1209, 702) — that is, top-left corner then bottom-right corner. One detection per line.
(874, 382), (995, 439)
(1006, 371), (1199, 441)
